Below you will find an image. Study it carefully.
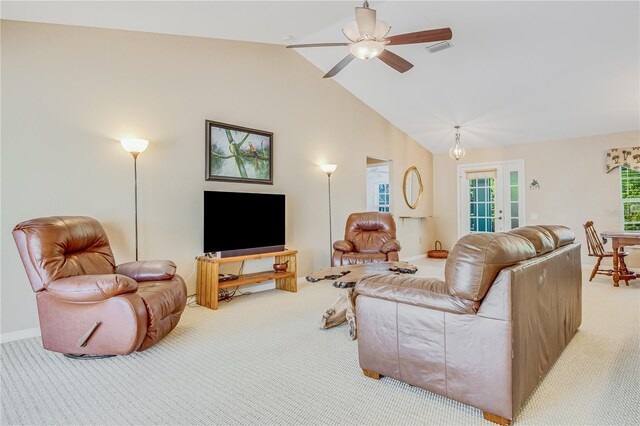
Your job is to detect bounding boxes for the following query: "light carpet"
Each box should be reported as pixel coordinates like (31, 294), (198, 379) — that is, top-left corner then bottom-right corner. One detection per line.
(1, 259), (639, 425)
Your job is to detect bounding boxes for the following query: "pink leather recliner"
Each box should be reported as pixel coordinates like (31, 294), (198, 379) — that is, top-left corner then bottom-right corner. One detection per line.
(332, 212), (401, 266)
(13, 216), (187, 357)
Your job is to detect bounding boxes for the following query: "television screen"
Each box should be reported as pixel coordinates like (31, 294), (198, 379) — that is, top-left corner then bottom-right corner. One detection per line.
(204, 191), (285, 254)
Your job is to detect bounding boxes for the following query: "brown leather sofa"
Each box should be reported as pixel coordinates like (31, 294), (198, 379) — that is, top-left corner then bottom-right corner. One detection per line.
(354, 225), (581, 425)
(12, 216), (187, 357)
(332, 212), (401, 267)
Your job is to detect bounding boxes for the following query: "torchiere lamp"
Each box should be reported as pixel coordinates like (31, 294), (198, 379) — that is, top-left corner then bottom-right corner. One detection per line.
(320, 164), (337, 265)
(120, 138), (149, 261)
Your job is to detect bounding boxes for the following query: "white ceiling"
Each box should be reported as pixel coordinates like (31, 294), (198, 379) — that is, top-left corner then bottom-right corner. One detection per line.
(2, 1), (639, 153)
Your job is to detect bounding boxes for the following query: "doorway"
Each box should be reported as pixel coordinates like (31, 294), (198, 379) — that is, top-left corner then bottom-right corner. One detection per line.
(457, 160), (525, 237)
(366, 157), (392, 213)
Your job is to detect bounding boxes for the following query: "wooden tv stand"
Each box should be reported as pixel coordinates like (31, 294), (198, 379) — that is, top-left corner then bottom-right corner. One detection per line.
(196, 249), (298, 310)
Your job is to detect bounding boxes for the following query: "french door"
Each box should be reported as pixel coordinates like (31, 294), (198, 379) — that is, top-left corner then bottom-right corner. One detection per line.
(458, 160), (525, 237)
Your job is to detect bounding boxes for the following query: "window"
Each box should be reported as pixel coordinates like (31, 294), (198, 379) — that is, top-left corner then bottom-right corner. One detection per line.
(377, 183), (390, 212)
(469, 178), (495, 233)
(509, 171), (520, 229)
(621, 167), (640, 230)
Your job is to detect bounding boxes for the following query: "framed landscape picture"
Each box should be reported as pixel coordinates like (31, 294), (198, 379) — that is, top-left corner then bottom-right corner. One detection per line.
(205, 120), (273, 185)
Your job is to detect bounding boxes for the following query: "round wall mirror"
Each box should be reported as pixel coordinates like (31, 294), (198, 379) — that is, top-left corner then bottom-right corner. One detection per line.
(403, 166), (423, 209)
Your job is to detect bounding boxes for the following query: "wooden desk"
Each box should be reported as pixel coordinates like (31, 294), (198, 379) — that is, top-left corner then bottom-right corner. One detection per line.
(600, 231), (640, 286)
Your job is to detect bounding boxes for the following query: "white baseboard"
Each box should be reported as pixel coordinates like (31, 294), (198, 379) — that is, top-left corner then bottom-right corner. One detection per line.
(401, 254), (427, 262)
(1, 327), (41, 344)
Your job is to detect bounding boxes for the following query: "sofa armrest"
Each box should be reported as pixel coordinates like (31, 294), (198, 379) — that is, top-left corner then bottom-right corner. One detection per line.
(380, 239), (401, 253)
(355, 274), (478, 315)
(46, 274), (138, 302)
(333, 240), (354, 253)
(115, 260), (176, 282)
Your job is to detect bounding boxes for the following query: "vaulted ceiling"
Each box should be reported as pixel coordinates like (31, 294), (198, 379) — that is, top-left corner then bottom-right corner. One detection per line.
(2, 1), (638, 153)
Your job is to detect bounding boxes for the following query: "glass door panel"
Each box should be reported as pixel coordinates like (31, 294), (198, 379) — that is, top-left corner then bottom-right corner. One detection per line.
(458, 161), (524, 237)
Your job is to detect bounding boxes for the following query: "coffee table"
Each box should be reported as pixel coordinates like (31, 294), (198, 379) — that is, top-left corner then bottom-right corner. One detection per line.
(306, 261), (418, 339)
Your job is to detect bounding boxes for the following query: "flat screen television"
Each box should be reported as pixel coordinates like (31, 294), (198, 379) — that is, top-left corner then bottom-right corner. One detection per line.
(204, 191), (285, 257)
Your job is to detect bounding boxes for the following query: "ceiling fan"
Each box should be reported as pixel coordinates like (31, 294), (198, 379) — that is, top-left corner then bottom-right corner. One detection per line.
(286, 1), (453, 78)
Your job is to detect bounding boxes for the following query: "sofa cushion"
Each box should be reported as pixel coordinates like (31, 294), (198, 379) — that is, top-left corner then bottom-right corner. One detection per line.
(46, 274), (138, 302)
(445, 233), (536, 301)
(12, 216), (116, 289)
(380, 239), (401, 253)
(538, 225), (575, 248)
(136, 277), (187, 351)
(116, 260), (177, 282)
(356, 274), (478, 314)
(345, 212), (396, 253)
(508, 226), (555, 256)
(341, 252), (387, 265)
(333, 240), (354, 252)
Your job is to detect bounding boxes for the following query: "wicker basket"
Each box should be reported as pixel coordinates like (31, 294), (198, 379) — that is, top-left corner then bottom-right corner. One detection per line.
(427, 241), (449, 259)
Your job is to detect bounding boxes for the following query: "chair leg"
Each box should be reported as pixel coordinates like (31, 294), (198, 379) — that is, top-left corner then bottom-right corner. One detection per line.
(619, 255), (629, 275)
(362, 369), (381, 380)
(483, 411), (511, 425)
(590, 257), (602, 282)
(618, 256), (631, 285)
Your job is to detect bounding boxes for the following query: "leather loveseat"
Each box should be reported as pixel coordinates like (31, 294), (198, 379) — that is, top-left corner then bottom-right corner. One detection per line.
(354, 225), (581, 425)
(13, 216), (187, 357)
(332, 212), (401, 267)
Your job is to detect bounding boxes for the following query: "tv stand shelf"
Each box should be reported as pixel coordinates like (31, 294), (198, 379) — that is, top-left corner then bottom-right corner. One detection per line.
(196, 249), (297, 310)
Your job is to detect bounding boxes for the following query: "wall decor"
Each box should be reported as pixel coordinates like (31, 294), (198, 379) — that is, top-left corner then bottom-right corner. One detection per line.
(206, 120), (273, 184)
(605, 146), (640, 173)
(530, 179), (540, 190)
(402, 166), (423, 209)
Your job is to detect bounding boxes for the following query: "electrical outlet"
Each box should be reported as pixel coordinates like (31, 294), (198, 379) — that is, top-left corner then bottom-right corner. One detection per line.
(419, 237), (422, 244)
(530, 213), (539, 221)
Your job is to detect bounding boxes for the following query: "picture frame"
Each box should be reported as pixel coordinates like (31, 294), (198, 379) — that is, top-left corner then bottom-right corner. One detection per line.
(205, 120), (273, 185)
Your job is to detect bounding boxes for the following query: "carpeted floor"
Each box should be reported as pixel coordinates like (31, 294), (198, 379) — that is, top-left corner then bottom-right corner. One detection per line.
(1, 259), (639, 425)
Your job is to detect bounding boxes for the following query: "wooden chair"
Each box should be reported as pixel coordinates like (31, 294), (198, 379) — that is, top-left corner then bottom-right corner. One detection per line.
(583, 221), (629, 285)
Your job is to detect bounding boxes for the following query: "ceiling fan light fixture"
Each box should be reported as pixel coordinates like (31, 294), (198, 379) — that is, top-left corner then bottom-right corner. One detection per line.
(350, 40), (384, 60)
(342, 22), (361, 42)
(373, 20), (391, 40)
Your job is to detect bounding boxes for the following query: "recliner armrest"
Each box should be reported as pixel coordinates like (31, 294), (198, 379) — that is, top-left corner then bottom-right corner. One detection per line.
(355, 274), (478, 315)
(46, 274), (138, 302)
(115, 260), (176, 282)
(333, 240), (354, 253)
(380, 239), (401, 253)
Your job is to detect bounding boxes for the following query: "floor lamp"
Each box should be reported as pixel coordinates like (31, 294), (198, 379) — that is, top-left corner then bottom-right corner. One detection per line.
(321, 164), (337, 265)
(121, 138), (149, 261)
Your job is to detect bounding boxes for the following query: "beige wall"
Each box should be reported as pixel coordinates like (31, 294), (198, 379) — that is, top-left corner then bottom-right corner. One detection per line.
(0, 20), (434, 334)
(433, 130), (640, 265)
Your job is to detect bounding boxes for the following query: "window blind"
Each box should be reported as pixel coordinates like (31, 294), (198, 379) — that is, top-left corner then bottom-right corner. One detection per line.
(465, 168), (497, 180)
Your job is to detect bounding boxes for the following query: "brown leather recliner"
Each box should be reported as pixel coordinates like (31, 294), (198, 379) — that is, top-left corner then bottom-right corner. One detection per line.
(332, 212), (401, 267)
(355, 225), (581, 425)
(12, 216), (187, 356)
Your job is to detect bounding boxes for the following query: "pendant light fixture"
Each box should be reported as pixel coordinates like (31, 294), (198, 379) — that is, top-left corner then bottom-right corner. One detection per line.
(449, 125), (465, 160)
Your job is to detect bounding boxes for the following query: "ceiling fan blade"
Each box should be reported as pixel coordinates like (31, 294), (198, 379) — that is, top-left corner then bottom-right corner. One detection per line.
(355, 6), (377, 38)
(323, 54), (356, 78)
(385, 28), (453, 46)
(286, 43), (350, 49)
(378, 50), (414, 73)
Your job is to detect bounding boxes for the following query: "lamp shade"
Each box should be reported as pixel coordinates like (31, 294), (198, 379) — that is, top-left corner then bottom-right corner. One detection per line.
(120, 138), (149, 154)
(321, 164), (337, 174)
